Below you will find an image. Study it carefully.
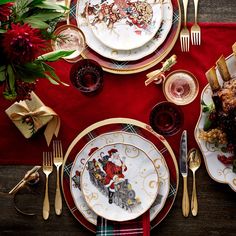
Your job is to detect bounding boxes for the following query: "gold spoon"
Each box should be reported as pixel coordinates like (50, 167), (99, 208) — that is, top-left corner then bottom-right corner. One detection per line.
(188, 148), (201, 216)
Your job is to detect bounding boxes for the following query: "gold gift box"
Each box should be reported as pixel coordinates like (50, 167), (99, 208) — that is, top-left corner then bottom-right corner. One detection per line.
(5, 92), (60, 146)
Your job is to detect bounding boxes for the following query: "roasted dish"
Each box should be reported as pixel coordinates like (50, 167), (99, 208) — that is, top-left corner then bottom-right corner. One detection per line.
(200, 50), (236, 173)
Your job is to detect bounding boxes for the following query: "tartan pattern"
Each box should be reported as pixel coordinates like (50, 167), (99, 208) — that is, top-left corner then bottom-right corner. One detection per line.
(110, 60), (129, 70)
(168, 183), (177, 198)
(172, 8), (179, 25)
(64, 162), (73, 177)
(69, 1), (76, 19)
(63, 123), (177, 234)
(96, 211), (149, 236)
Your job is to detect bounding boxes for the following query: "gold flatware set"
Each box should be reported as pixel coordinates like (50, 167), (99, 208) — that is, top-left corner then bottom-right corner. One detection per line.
(42, 140), (63, 220)
(42, 152), (53, 220)
(179, 131), (201, 217)
(180, 0), (201, 52)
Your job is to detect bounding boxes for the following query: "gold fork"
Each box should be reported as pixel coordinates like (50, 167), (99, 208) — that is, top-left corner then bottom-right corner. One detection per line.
(43, 152), (53, 220)
(53, 140), (63, 215)
(191, 0), (201, 45)
(180, 0), (190, 52)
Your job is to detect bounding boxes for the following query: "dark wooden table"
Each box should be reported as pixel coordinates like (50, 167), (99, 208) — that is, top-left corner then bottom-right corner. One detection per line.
(1, 1), (236, 235)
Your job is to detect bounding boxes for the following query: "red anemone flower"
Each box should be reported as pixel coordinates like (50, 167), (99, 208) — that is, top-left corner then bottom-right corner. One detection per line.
(2, 23), (46, 63)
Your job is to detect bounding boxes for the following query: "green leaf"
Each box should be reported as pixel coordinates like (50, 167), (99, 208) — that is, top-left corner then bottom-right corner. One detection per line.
(7, 64), (15, 91)
(15, 62), (46, 82)
(23, 18), (49, 29)
(37, 50), (75, 62)
(203, 116), (212, 131)
(0, 71), (6, 82)
(0, 65), (6, 72)
(44, 73), (59, 85)
(0, 0), (15, 5)
(202, 106), (210, 112)
(34, 2), (68, 11)
(3, 90), (17, 100)
(25, 12), (64, 21)
(42, 62), (60, 80)
(42, 62), (69, 86)
(0, 29), (7, 33)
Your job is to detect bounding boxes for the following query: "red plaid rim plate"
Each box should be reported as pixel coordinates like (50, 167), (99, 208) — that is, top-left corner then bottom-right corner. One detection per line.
(69, 0), (181, 74)
(61, 118), (179, 232)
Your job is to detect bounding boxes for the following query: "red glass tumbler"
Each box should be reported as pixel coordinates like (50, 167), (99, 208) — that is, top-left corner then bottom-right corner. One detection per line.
(70, 59), (103, 96)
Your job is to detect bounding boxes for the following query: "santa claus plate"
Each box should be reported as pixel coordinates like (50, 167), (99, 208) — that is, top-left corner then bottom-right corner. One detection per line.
(70, 131), (170, 225)
(80, 142), (159, 221)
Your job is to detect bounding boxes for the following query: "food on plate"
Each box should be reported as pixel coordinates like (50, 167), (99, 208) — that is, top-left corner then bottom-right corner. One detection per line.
(201, 55), (236, 173)
(233, 42), (236, 56)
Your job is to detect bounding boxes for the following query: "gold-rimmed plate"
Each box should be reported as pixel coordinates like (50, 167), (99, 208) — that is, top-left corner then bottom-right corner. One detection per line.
(69, 131), (170, 225)
(69, 0), (180, 74)
(61, 118), (179, 232)
(76, 0), (173, 62)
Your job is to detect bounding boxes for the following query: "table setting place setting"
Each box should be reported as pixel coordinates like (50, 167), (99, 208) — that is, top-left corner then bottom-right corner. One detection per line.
(0, 0), (235, 235)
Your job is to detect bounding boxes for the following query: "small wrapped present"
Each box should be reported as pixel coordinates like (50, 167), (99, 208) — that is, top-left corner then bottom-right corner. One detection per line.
(5, 92), (60, 146)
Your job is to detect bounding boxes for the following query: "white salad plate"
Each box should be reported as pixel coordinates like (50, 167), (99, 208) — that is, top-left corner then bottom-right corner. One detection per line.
(86, 0), (163, 51)
(80, 142), (159, 222)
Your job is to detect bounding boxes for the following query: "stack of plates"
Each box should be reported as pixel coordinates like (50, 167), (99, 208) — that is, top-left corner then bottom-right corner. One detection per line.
(72, 0), (181, 74)
(62, 118), (179, 232)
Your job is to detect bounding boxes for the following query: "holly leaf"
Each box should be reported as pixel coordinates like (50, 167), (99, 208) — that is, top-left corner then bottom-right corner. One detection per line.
(37, 50), (75, 62)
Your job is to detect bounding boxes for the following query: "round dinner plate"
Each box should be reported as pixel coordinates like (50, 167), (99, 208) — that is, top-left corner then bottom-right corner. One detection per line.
(62, 118), (179, 232)
(80, 143), (159, 222)
(76, 0), (173, 61)
(70, 0), (181, 74)
(86, 0), (163, 51)
(70, 131), (170, 225)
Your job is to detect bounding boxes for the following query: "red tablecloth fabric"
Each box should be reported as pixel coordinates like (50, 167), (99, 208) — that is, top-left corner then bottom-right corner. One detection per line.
(0, 22), (236, 165)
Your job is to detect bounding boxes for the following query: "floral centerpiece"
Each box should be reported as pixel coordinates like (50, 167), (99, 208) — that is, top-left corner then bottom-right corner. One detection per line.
(0, 0), (73, 101)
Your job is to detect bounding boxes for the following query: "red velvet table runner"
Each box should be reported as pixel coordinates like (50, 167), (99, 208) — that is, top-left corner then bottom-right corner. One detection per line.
(0, 23), (235, 165)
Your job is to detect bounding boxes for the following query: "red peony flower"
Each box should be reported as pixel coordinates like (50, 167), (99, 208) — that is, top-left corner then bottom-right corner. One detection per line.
(2, 23), (46, 63)
(0, 3), (13, 23)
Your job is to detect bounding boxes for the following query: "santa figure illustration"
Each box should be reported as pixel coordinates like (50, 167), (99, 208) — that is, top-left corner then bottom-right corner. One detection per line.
(103, 148), (127, 204)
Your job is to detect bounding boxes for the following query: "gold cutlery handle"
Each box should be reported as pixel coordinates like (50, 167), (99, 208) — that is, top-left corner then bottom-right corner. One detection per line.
(43, 176), (50, 220)
(183, 0), (189, 27)
(182, 175), (190, 217)
(193, 0), (199, 23)
(191, 172), (198, 216)
(55, 168), (62, 215)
